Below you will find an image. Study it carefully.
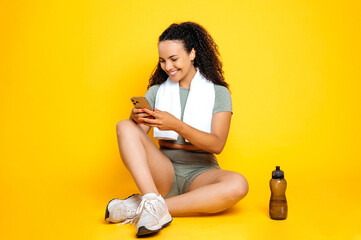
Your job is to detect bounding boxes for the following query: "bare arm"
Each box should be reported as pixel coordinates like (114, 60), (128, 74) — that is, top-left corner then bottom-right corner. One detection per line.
(176, 112), (231, 154)
(140, 108), (232, 154)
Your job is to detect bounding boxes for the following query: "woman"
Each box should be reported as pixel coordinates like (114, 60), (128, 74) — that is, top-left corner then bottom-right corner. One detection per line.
(105, 22), (249, 237)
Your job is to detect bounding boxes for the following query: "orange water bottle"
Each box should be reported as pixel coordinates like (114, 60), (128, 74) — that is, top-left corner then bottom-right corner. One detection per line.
(269, 166), (287, 220)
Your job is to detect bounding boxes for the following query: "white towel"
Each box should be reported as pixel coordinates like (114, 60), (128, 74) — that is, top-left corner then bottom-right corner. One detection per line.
(154, 69), (215, 142)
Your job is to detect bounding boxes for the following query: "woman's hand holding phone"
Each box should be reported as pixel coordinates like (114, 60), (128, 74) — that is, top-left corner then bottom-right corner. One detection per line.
(138, 108), (183, 132)
(130, 108), (153, 124)
(129, 97), (181, 130)
(130, 97), (155, 124)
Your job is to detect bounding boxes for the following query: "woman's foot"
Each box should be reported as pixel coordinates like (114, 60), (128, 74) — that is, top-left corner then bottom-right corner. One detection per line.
(135, 193), (172, 237)
(105, 194), (142, 224)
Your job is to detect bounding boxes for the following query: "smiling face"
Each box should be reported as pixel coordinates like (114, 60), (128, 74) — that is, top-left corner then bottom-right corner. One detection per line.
(158, 40), (196, 88)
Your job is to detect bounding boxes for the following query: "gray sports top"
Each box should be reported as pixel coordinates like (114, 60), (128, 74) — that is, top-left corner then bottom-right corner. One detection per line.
(144, 84), (232, 145)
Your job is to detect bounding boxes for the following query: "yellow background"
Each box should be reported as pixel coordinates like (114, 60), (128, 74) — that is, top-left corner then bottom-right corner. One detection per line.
(1, 0), (360, 239)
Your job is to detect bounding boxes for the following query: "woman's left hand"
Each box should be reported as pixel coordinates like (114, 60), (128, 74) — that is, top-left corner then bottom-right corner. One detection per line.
(139, 108), (182, 132)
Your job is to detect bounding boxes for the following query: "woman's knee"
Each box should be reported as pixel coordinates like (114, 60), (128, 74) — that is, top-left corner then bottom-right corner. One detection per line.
(116, 119), (138, 136)
(223, 173), (249, 202)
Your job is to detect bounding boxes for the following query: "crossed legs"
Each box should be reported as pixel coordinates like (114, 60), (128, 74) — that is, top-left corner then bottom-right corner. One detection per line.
(166, 170), (248, 216)
(116, 119), (248, 216)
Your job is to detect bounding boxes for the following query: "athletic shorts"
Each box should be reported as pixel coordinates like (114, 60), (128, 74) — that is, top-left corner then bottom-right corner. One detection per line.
(161, 148), (221, 199)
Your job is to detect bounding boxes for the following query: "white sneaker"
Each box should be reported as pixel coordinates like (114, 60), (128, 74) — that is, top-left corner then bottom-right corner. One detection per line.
(135, 193), (172, 237)
(105, 194), (142, 224)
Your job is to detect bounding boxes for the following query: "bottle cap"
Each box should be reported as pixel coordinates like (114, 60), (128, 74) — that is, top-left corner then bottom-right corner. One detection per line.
(272, 166), (284, 179)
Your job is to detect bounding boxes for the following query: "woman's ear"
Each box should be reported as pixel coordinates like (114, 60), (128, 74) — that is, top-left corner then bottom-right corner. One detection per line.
(190, 48), (196, 61)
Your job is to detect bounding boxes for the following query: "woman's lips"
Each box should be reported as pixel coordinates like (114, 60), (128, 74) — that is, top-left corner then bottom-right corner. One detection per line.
(169, 70), (178, 77)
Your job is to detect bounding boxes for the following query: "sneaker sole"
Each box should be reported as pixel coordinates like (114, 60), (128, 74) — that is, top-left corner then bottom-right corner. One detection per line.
(136, 213), (172, 237)
(105, 198), (116, 222)
(105, 194), (141, 223)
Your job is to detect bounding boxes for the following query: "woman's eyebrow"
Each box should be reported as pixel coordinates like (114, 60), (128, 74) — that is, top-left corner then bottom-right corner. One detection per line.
(159, 55), (178, 59)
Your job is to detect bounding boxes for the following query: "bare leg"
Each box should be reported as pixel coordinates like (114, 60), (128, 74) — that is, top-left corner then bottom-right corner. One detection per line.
(116, 120), (174, 196)
(165, 170), (249, 216)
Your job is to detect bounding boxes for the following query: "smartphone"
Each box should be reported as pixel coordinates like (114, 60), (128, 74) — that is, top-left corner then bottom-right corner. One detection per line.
(131, 97), (154, 119)
(130, 97), (153, 110)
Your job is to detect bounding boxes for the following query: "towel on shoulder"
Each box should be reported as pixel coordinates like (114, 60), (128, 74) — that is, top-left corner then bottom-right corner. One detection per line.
(154, 69), (215, 142)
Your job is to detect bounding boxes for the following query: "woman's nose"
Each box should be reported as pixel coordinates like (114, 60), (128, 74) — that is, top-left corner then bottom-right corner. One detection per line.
(165, 61), (173, 71)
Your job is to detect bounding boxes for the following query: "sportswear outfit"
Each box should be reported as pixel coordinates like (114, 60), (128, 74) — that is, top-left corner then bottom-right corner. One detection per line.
(144, 80), (232, 198)
(106, 71), (232, 236)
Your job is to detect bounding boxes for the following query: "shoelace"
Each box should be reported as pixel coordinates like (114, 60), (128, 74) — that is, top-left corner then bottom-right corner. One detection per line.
(118, 208), (138, 225)
(131, 198), (160, 225)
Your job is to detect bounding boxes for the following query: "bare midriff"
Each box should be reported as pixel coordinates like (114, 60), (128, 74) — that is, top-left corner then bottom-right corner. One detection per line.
(158, 140), (201, 151)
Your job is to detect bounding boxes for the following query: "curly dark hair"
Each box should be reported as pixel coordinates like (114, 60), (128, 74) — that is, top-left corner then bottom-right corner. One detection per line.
(148, 21), (229, 89)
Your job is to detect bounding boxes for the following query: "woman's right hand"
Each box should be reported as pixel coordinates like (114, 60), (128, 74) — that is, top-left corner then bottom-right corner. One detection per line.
(130, 108), (152, 124)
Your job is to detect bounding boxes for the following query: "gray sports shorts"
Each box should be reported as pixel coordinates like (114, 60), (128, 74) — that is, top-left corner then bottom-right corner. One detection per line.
(161, 148), (221, 199)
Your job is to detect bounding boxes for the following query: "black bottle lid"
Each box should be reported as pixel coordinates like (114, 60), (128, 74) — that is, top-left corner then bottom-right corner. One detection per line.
(272, 166), (284, 179)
